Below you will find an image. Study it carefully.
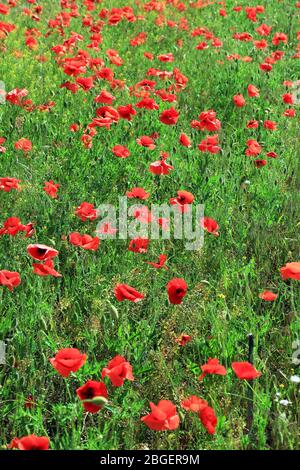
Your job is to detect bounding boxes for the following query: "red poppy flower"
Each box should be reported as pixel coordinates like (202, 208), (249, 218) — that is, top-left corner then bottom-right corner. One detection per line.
(135, 97), (159, 110)
(179, 133), (191, 147)
(245, 139), (262, 157)
(280, 262), (300, 281)
(50, 348), (87, 377)
(201, 217), (219, 236)
(117, 104), (136, 121)
(247, 84), (260, 97)
(102, 355), (134, 387)
(0, 177), (21, 192)
(75, 202), (98, 221)
(128, 238), (149, 253)
(194, 110), (221, 132)
(246, 120), (259, 129)
(14, 138), (32, 153)
(167, 278), (187, 304)
(126, 187), (150, 200)
(199, 405), (217, 435)
(69, 232), (99, 251)
(94, 90), (115, 105)
(159, 107), (179, 125)
(43, 180), (60, 198)
(264, 120), (277, 130)
(198, 135), (221, 154)
(146, 254), (168, 269)
(254, 159), (267, 168)
(149, 156), (174, 175)
(259, 291), (278, 301)
(141, 400), (180, 431)
(266, 151), (278, 159)
(27, 243), (58, 261)
(181, 395), (208, 413)
(170, 190), (194, 212)
(282, 93), (294, 105)
(112, 145), (130, 158)
(198, 358), (227, 381)
(233, 94), (246, 107)
(9, 435), (50, 451)
(114, 284), (144, 302)
(0, 217), (26, 236)
(232, 361), (261, 380)
(136, 135), (156, 149)
(175, 333), (191, 346)
(0, 270), (21, 291)
(33, 259), (62, 277)
(76, 380), (108, 413)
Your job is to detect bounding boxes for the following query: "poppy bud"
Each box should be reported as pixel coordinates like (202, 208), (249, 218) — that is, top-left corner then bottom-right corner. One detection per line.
(90, 396), (108, 407)
(107, 301), (119, 320)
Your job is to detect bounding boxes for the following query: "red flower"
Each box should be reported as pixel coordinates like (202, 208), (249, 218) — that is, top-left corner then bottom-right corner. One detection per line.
(232, 361), (261, 380)
(0, 177), (21, 192)
(149, 157), (174, 175)
(198, 358), (227, 381)
(201, 217), (219, 236)
(76, 380), (108, 413)
(264, 120), (277, 130)
(9, 435), (50, 450)
(128, 238), (149, 253)
(43, 180), (59, 198)
(146, 254), (168, 269)
(233, 94), (246, 107)
(175, 334), (191, 346)
(114, 284), (144, 302)
(181, 395), (208, 413)
(33, 259), (62, 277)
(136, 135), (156, 149)
(27, 243), (58, 261)
(198, 135), (221, 154)
(126, 187), (150, 200)
(195, 110), (221, 132)
(95, 90), (115, 105)
(170, 190), (194, 212)
(14, 138), (32, 153)
(179, 133), (191, 147)
(102, 355), (134, 386)
(280, 262), (300, 280)
(117, 104), (136, 121)
(246, 120), (259, 129)
(0, 270), (21, 291)
(75, 202), (98, 221)
(199, 405), (217, 435)
(159, 107), (179, 125)
(50, 348), (87, 377)
(245, 139), (262, 157)
(112, 145), (130, 158)
(282, 93), (294, 105)
(247, 84), (260, 97)
(259, 291), (278, 301)
(254, 159), (267, 168)
(69, 232), (100, 251)
(141, 400), (180, 431)
(167, 278), (187, 304)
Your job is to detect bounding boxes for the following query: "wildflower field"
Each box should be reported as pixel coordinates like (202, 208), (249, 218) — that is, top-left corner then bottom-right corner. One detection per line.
(0, 0), (300, 452)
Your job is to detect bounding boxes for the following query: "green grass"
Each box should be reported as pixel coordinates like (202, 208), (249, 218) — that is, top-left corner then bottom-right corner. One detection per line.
(0, 0), (300, 450)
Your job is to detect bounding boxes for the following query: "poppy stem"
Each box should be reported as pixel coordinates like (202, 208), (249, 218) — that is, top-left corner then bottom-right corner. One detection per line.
(246, 333), (254, 434)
